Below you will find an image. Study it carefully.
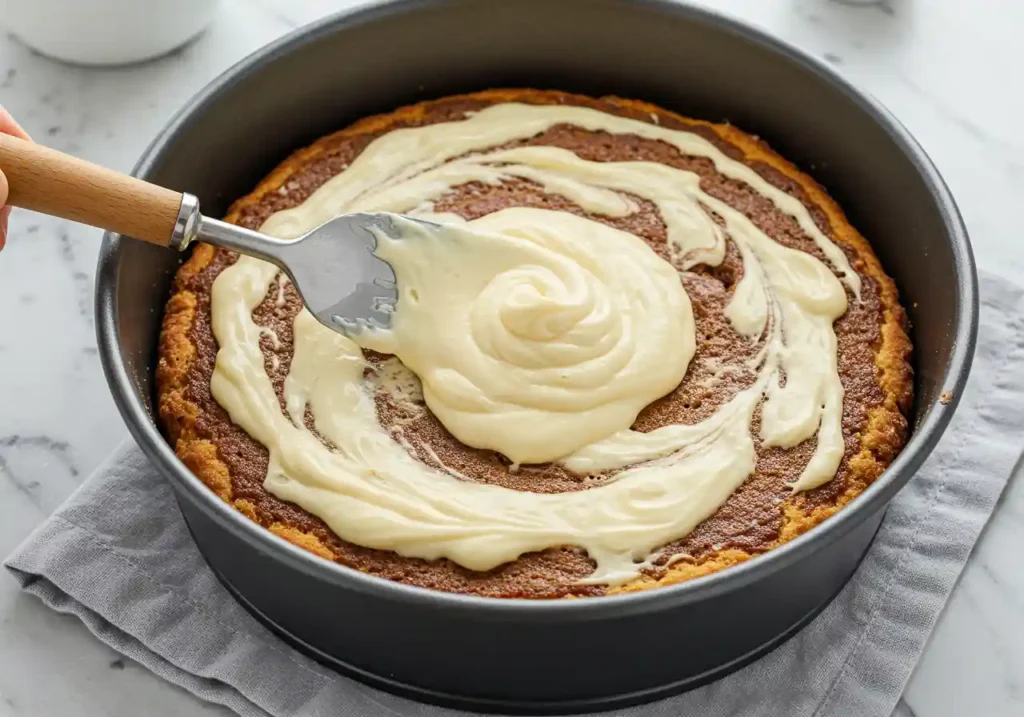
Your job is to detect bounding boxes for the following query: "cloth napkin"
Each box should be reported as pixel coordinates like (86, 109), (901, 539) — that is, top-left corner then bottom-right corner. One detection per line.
(6, 270), (1024, 717)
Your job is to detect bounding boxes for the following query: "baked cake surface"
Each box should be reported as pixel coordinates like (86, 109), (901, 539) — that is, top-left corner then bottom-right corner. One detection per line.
(157, 89), (913, 598)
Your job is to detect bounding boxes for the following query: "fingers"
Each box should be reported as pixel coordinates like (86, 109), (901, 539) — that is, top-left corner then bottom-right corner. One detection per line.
(0, 171), (8, 251)
(0, 106), (29, 251)
(0, 105), (30, 140)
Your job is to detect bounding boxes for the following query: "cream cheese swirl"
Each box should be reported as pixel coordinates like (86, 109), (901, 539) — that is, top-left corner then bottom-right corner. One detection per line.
(208, 102), (855, 585)
(357, 211), (694, 464)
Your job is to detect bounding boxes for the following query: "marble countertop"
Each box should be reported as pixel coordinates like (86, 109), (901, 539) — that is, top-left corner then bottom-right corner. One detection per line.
(0, 0), (1021, 715)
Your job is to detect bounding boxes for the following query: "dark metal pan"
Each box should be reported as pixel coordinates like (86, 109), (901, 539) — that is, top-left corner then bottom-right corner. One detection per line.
(95, 0), (978, 712)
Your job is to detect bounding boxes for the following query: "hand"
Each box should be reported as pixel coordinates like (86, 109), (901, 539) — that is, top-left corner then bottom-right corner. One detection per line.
(0, 107), (31, 251)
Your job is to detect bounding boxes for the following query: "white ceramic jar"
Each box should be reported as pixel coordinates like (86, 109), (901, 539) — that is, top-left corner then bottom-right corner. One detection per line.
(2, 0), (221, 66)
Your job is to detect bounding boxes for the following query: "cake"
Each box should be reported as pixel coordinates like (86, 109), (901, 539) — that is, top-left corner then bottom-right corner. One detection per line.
(157, 89), (913, 599)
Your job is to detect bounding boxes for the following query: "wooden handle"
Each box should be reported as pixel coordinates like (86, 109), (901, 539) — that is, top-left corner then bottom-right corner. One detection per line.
(0, 134), (183, 246)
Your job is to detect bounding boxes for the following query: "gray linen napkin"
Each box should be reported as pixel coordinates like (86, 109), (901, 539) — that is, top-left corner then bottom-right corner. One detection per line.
(6, 270), (1024, 717)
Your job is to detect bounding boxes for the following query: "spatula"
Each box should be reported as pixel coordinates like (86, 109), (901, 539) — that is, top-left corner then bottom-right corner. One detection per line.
(0, 134), (418, 333)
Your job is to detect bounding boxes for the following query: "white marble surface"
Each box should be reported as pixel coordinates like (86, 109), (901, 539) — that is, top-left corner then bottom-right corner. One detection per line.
(0, 0), (1021, 715)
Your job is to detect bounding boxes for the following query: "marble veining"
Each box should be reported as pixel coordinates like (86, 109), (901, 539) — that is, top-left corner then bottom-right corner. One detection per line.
(0, 0), (1022, 715)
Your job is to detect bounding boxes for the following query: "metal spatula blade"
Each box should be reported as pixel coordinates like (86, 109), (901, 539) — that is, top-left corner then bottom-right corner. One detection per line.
(178, 201), (433, 335)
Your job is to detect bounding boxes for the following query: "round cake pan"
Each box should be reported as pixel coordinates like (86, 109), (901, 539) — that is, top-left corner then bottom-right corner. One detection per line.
(95, 0), (978, 712)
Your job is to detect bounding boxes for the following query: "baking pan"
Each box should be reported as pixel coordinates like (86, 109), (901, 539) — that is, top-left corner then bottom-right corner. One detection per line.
(95, 0), (978, 712)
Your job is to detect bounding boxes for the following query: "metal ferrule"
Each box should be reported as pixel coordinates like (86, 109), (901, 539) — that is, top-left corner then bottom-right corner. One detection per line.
(169, 193), (202, 251)
(169, 193), (295, 265)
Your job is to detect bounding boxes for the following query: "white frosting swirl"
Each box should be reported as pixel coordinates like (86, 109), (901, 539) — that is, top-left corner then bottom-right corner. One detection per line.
(358, 211), (693, 464)
(208, 102), (856, 585)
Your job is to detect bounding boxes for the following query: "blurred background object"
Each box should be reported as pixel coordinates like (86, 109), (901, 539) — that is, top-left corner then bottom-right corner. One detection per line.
(1, 0), (221, 66)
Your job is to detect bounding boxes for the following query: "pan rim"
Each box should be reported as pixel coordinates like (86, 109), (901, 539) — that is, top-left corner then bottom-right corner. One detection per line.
(95, 0), (979, 619)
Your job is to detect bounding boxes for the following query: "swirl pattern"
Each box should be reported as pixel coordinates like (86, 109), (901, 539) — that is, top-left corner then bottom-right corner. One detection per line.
(358, 209), (694, 464)
(209, 102), (856, 584)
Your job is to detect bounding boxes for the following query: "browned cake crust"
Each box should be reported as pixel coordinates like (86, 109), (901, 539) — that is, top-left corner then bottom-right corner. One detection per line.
(156, 89), (913, 598)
